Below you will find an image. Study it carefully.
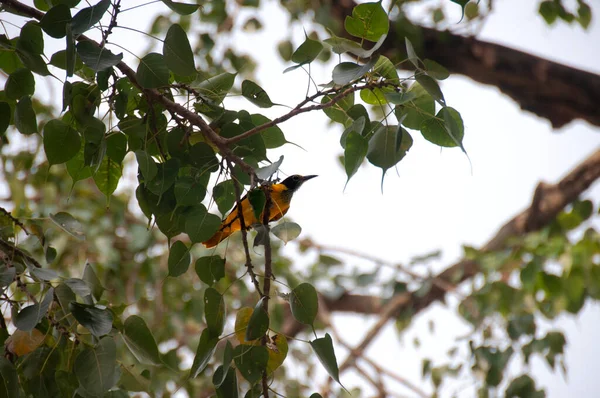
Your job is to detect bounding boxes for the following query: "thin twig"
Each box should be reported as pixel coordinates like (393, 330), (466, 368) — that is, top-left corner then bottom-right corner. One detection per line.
(0, 239), (42, 268)
(319, 297), (430, 398)
(100, 0), (121, 47)
(304, 240), (460, 297)
(0, 207), (30, 235)
(260, 184), (273, 398)
(224, 80), (400, 146)
(228, 161), (263, 296)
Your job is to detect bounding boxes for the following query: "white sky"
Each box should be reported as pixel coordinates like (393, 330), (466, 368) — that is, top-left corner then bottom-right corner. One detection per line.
(2, 0), (600, 396)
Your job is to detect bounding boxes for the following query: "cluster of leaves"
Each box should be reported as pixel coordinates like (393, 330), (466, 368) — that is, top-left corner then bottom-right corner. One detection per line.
(0, 0), (466, 395)
(282, 1), (466, 189)
(539, 0), (592, 29)
(0, 0), (597, 396)
(419, 200), (599, 397)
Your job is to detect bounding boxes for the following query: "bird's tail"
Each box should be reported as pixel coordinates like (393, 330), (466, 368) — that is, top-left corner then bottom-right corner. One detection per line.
(202, 228), (233, 248)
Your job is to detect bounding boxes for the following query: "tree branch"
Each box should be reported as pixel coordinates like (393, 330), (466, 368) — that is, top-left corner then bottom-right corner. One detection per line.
(282, 148), (600, 346)
(326, 0), (600, 128)
(0, 0), (256, 178)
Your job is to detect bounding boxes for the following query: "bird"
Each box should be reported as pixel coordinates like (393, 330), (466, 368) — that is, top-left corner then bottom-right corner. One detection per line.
(202, 174), (317, 248)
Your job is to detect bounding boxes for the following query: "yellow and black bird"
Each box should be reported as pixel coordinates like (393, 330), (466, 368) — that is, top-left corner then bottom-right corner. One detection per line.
(202, 174), (317, 248)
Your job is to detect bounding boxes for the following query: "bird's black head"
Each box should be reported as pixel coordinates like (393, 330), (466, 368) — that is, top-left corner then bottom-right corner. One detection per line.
(281, 174), (317, 192)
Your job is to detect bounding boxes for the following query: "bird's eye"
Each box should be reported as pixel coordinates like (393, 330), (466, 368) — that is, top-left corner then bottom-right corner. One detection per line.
(293, 175), (300, 180)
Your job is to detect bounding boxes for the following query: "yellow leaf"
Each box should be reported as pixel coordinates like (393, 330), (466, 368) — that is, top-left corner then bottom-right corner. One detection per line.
(6, 329), (45, 356)
(234, 307), (258, 346)
(266, 334), (288, 374)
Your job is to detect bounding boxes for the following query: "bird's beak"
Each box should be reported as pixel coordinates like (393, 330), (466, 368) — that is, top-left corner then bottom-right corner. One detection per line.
(302, 175), (318, 182)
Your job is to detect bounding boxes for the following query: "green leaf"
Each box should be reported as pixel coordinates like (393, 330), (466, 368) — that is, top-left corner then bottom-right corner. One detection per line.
(15, 26), (49, 76)
(539, 1), (558, 25)
(367, 125), (412, 187)
(5, 68), (35, 99)
(271, 221), (301, 244)
(66, 144), (93, 184)
(384, 91), (417, 106)
(18, 21), (44, 54)
(189, 142), (219, 173)
(322, 92), (354, 125)
(196, 72), (236, 103)
(396, 83), (435, 129)
(145, 158), (179, 195)
(344, 131), (368, 184)
(213, 341), (234, 388)
(14, 304), (41, 331)
(175, 177), (207, 206)
(405, 37), (419, 69)
(215, 367), (238, 397)
(64, 277), (92, 297)
(70, 302), (114, 336)
(0, 357), (19, 398)
(29, 267), (59, 282)
(415, 74), (445, 105)
(577, 1), (592, 29)
(0, 265), (16, 287)
(76, 41), (123, 72)
(163, 24), (196, 77)
(221, 121), (266, 160)
(245, 297), (269, 341)
(106, 132), (127, 163)
(248, 189), (266, 223)
(135, 150), (157, 182)
(420, 107), (464, 148)
(450, 1), (469, 20)
(290, 36), (323, 65)
(15, 288), (53, 331)
(122, 315), (162, 366)
(310, 333), (344, 386)
(184, 204), (222, 243)
(83, 263), (104, 301)
(71, 0), (111, 35)
(251, 114), (287, 149)
(40, 4), (72, 38)
(137, 53), (170, 89)
(344, 2), (389, 42)
(359, 86), (393, 105)
(372, 55), (398, 82)
(14, 96), (38, 135)
(423, 59), (449, 80)
(233, 345), (268, 383)
(0, 102), (11, 134)
(43, 119), (81, 165)
(74, 337), (117, 396)
(93, 155), (122, 199)
(195, 255), (225, 286)
(332, 57), (378, 86)
(50, 212), (85, 240)
(204, 287), (226, 337)
(160, 0), (200, 15)
(213, 179), (236, 215)
(324, 33), (364, 55)
(290, 282), (318, 325)
(241, 80), (274, 108)
(190, 328), (218, 378)
(168, 240), (190, 277)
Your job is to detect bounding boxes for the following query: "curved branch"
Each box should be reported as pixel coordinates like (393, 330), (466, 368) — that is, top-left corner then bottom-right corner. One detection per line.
(0, 0), (256, 177)
(282, 148), (600, 340)
(327, 0), (600, 128)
